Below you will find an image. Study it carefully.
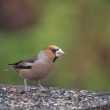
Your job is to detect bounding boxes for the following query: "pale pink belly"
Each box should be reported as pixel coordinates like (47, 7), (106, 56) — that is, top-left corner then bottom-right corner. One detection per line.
(19, 63), (53, 80)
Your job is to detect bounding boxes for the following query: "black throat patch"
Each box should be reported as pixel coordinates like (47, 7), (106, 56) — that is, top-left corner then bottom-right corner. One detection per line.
(53, 57), (58, 63)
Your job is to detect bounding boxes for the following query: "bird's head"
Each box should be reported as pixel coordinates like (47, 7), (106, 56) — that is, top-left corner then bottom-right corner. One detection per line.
(38, 45), (64, 63)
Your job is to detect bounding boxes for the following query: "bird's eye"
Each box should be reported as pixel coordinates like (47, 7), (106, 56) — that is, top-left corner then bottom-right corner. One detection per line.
(50, 48), (59, 53)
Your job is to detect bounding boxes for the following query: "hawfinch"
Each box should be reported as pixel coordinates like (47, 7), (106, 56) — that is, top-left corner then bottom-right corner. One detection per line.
(9, 45), (64, 92)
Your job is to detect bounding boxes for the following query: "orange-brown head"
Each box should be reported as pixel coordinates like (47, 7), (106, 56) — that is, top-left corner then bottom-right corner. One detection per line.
(38, 45), (64, 63)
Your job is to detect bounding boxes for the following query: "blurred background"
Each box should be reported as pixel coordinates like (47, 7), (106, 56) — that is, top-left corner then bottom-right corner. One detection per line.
(0, 0), (110, 91)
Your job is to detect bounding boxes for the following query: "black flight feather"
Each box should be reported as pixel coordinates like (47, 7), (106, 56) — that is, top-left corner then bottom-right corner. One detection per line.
(9, 58), (36, 69)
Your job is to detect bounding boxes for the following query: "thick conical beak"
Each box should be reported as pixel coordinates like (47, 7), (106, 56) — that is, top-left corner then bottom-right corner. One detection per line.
(55, 48), (64, 57)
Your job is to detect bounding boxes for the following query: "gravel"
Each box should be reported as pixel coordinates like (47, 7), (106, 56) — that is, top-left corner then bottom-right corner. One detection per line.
(0, 84), (110, 110)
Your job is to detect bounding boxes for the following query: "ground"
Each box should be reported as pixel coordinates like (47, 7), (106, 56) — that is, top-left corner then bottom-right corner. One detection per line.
(0, 84), (110, 110)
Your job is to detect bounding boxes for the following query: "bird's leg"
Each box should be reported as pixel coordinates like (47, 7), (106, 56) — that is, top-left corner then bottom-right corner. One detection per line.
(20, 79), (30, 94)
(37, 80), (45, 90)
(24, 79), (28, 92)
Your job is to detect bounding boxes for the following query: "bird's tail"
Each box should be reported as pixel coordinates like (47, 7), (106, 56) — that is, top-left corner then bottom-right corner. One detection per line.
(4, 68), (14, 72)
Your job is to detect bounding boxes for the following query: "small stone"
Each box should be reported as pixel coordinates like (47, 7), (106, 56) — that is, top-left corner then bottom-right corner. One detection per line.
(9, 86), (17, 92)
(1, 87), (7, 91)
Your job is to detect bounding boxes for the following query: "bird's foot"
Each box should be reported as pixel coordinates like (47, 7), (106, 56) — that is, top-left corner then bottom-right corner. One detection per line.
(38, 83), (47, 91)
(40, 87), (47, 91)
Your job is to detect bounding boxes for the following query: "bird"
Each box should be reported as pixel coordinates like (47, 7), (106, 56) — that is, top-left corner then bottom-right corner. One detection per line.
(8, 45), (64, 92)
